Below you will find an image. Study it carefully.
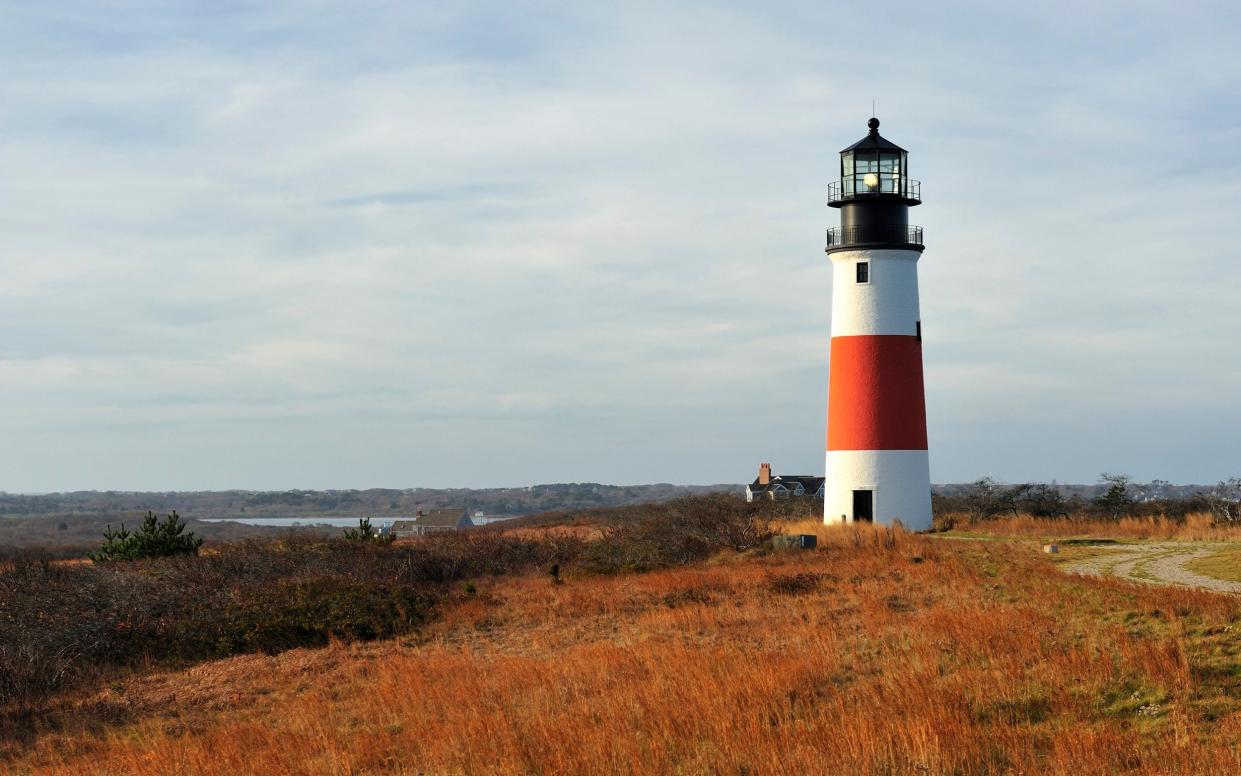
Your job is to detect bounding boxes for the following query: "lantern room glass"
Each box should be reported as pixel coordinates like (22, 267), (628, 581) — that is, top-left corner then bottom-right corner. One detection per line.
(840, 150), (908, 197)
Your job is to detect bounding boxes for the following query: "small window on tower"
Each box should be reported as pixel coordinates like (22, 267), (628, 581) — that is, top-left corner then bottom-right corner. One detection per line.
(856, 261), (869, 284)
(916, 320), (922, 341)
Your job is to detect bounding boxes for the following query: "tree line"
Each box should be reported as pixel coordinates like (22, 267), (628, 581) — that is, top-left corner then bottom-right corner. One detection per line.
(934, 474), (1241, 523)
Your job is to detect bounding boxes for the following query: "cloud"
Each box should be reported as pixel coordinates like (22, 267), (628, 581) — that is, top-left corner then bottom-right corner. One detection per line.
(0, 1), (1238, 490)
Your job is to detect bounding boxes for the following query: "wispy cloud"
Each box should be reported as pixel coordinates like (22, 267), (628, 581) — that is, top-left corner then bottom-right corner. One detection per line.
(0, 1), (1238, 490)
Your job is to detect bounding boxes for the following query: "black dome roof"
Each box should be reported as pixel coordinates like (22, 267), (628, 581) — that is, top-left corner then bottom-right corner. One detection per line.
(840, 117), (907, 154)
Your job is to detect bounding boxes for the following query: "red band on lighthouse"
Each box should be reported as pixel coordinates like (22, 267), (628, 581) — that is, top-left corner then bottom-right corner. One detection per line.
(827, 334), (927, 451)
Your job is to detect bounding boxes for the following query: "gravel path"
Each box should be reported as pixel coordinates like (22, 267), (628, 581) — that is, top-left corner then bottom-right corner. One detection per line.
(1063, 543), (1241, 595)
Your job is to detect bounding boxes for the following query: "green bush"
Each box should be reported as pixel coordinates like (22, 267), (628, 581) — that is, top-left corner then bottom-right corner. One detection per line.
(343, 518), (395, 545)
(89, 511), (202, 561)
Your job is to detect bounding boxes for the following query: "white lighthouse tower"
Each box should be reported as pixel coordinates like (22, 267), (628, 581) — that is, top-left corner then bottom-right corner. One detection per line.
(823, 118), (931, 530)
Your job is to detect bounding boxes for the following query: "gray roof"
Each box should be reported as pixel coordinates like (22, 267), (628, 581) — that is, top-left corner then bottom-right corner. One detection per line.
(779, 476), (825, 490)
(749, 475), (824, 492)
(415, 508), (470, 528)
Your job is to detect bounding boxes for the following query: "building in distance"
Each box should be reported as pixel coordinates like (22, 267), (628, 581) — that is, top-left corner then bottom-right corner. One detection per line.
(745, 462), (825, 503)
(390, 508), (475, 538)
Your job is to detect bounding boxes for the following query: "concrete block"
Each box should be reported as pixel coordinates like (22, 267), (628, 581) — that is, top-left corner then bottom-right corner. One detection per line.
(773, 534), (818, 550)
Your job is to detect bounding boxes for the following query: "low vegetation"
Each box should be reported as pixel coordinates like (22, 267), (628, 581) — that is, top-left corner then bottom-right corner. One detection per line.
(934, 473), (1241, 527)
(501, 492), (815, 532)
(0, 483), (736, 521)
(0, 496), (773, 718)
(0, 513), (315, 560)
(0, 532), (578, 717)
(5, 493), (1241, 774)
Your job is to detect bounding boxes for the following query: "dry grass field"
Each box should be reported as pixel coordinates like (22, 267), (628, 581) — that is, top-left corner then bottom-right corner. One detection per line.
(945, 513), (1241, 543)
(7, 518), (1241, 775)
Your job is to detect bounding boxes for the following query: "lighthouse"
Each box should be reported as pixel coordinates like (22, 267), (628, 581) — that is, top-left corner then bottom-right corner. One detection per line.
(823, 117), (931, 530)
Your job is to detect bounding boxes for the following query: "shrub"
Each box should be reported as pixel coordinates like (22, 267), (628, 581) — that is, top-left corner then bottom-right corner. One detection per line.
(217, 578), (433, 654)
(1094, 473), (1134, 519)
(1203, 477), (1241, 523)
(582, 496), (773, 573)
(343, 517), (389, 543)
(1005, 483), (1069, 518)
(960, 477), (1008, 521)
(90, 511), (202, 561)
(767, 572), (823, 596)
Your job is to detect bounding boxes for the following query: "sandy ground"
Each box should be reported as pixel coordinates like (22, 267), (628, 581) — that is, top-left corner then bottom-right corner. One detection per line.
(1063, 543), (1241, 595)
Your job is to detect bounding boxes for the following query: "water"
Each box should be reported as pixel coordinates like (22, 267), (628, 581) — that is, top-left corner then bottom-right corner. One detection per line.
(199, 516), (516, 528)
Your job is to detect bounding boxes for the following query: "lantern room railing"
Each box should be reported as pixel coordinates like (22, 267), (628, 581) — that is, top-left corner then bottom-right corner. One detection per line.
(825, 225), (923, 250)
(827, 178), (921, 205)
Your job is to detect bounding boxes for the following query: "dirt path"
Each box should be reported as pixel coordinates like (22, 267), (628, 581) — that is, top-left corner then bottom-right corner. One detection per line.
(1063, 543), (1241, 595)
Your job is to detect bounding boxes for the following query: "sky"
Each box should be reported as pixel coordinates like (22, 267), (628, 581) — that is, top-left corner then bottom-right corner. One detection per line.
(1, 1), (1239, 492)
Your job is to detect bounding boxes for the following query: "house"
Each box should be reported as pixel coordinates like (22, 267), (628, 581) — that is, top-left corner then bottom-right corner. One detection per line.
(745, 463), (825, 502)
(389, 508), (474, 538)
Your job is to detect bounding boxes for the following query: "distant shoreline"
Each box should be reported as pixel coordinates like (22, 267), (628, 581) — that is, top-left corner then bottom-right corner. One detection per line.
(198, 516), (517, 527)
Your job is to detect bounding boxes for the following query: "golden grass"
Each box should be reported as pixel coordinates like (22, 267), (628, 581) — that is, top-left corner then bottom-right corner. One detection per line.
(1186, 547), (1241, 583)
(10, 525), (1241, 775)
(946, 512), (1241, 542)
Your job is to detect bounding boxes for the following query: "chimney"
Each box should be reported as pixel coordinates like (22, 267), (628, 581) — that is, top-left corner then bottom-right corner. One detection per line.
(758, 463), (771, 486)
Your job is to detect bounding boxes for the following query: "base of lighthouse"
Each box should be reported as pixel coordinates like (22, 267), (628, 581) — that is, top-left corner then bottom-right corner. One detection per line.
(824, 450), (931, 531)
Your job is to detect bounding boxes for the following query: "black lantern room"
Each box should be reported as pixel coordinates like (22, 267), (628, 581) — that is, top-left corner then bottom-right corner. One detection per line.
(826, 118), (923, 254)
